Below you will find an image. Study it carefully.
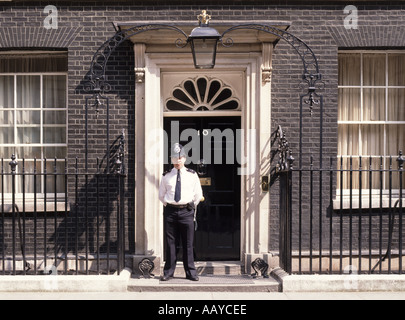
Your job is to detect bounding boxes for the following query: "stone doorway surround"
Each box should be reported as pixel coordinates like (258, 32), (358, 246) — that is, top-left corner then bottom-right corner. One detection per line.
(115, 20), (291, 274)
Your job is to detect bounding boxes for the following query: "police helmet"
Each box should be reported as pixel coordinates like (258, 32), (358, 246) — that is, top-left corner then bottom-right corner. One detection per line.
(171, 143), (186, 158)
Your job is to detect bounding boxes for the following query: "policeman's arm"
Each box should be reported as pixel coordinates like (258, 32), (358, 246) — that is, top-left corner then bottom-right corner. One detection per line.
(193, 174), (204, 207)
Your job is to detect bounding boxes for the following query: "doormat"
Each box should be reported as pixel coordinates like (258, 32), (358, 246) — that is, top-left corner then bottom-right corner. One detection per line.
(160, 275), (255, 285)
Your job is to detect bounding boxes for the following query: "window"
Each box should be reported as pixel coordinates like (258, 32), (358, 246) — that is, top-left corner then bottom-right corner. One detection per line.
(0, 52), (68, 195)
(161, 72), (244, 117)
(165, 76), (240, 111)
(338, 51), (405, 193)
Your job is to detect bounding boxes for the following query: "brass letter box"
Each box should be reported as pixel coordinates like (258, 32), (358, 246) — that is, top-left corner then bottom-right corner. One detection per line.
(199, 177), (212, 186)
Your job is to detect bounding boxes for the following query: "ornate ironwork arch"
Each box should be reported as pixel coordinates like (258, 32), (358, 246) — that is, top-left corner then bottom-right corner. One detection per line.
(85, 22), (324, 170)
(86, 23), (322, 98)
(221, 24), (320, 78)
(84, 25), (188, 169)
(86, 24), (188, 94)
(220, 24), (323, 112)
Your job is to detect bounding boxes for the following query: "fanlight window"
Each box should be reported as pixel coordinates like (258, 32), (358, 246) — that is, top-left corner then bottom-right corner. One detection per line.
(165, 76), (240, 111)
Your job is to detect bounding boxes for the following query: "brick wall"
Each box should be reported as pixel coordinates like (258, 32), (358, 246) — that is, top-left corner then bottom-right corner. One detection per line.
(0, 1), (403, 261)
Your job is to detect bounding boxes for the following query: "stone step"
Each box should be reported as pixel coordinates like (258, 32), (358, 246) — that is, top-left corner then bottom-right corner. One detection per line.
(127, 274), (281, 292)
(130, 260), (279, 292)
(133, 258), (246, 278)
(169, 261), (243, 277)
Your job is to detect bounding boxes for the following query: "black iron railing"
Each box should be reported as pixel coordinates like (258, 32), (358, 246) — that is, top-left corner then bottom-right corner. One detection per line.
(279, 150), (404, 275)
(0, 136), (126, 275)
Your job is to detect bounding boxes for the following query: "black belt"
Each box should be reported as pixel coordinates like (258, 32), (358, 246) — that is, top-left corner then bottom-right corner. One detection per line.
(166, 203), (192, 209)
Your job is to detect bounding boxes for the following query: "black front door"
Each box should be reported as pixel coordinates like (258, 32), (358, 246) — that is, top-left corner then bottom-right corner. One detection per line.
(164, 116), (241, 261)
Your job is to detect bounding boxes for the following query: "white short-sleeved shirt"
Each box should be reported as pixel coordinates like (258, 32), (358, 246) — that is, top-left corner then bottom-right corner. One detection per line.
(159, 167), (203, 207)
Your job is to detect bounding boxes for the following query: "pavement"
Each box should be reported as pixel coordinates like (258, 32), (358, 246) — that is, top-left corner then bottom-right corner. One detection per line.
(1, 291), (405, 300)
(1, 266), (405, 300)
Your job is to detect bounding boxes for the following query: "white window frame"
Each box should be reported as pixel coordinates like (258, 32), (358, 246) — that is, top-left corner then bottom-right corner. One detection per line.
(336, 50), (405, 209)
(0, 70), (68, 199)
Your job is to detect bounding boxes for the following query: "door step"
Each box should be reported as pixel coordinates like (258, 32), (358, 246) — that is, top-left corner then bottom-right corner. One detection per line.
(169, 261), (243, 277)
(128, 261), (281, 292)
(127, 275), (281, 292)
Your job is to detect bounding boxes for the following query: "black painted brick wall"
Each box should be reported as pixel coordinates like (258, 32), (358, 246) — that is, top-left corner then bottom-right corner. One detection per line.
(0, 1), (403, 260)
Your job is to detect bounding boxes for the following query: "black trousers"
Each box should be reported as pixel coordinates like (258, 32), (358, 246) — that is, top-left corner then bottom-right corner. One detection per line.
(163, 205), (197, 278)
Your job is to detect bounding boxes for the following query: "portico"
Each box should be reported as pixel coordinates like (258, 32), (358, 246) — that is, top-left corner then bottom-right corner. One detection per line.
(117, 20), (290, 273)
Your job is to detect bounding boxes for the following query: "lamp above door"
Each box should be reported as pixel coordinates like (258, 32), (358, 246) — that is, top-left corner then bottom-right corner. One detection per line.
(187, 10), (221, 69)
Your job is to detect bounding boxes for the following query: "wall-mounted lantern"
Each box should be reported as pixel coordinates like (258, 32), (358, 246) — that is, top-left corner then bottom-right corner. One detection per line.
(187, 10), (221, 69)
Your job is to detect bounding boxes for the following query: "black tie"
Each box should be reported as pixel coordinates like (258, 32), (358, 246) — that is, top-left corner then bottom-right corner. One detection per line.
(174, 169), (181, 202)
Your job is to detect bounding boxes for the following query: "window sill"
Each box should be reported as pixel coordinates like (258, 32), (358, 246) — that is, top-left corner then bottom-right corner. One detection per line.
(0, 200), (70, 213)
(333, 196), (404, 210)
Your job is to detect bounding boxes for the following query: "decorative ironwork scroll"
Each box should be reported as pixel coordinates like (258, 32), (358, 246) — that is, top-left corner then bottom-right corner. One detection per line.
(87, 25), (188, 94)
(84, 25), (188, 170)
(398, 150), (405, 170)
(86, 22), (323, 111)
(221, 24), (320, 78)
(84, 17), (324, 187)
(138, 258), (155, 278)
(251, 258), (269, 278)
(220, 24), (324, 114)
(275, 126), (294, 173)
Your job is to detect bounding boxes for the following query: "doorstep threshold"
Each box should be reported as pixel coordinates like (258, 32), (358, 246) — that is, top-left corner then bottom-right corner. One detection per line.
(164, 261), (244, 277)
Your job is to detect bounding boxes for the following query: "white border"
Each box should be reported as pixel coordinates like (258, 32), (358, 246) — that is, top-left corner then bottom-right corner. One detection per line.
(134, 51), (272, 263)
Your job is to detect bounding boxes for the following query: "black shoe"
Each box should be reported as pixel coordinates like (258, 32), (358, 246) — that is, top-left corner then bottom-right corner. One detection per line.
(186, 276), (199, 281)
(160, 275), (171, 281)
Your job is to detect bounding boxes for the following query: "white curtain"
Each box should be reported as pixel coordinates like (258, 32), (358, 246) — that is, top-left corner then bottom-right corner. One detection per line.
(0, 54), (67, 193)
(0, 54), (67, 73)
(0, 76), (14, 145)
(338, 53), (405, 190)
(43, 75), (67, 145)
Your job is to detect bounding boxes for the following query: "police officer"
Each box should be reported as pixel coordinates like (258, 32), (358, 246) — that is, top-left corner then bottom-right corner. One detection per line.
(159, 143), (203, 281)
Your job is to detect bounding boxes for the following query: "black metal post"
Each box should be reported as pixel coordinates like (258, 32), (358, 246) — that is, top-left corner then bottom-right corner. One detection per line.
(33, 158), (37, 275)
(9, 155), (17, 275)
(398, 151), (404, 274)
(44, 158), (47, 272)
(64, 158), (68, 274)
(1, 159), (4, 275)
